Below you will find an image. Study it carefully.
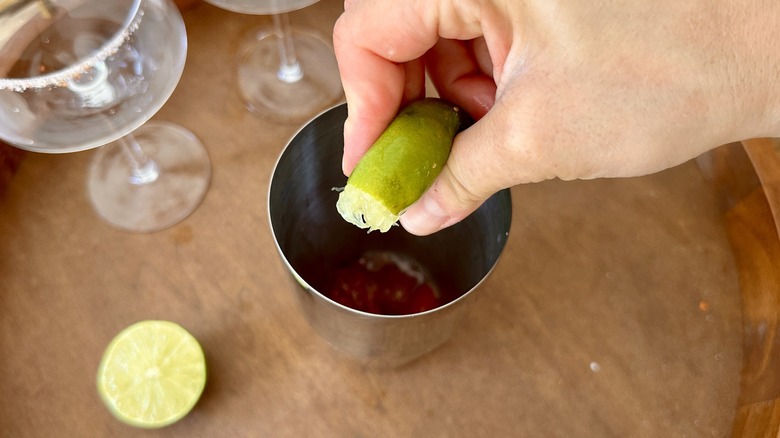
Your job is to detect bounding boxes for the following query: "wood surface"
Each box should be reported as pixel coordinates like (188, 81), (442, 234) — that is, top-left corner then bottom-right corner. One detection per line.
(0, 143), (24, 201)
(0, 1), (774, 437)
(723, 139), (780, 438)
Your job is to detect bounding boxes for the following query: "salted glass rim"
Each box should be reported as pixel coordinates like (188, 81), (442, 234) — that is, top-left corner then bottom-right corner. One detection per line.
(0, 0), (143, 91)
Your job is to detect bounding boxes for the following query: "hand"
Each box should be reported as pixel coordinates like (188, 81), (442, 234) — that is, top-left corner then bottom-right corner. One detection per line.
(333, 0), (780, 235)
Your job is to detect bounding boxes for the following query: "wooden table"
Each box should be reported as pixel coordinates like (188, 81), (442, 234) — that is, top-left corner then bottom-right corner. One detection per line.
(1, 1), (770, 436)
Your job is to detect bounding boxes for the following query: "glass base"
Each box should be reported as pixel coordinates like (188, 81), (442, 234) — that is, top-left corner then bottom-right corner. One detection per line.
(238, 27), (343, 124)
(88, 121), (211, 233)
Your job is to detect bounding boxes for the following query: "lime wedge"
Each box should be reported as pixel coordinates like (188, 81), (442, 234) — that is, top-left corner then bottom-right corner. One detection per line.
(337, 98), (462, 232)
(96, 320), (207, 428)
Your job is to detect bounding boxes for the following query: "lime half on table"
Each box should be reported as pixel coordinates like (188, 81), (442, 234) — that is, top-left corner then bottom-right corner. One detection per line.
(96, 320), (207, 428)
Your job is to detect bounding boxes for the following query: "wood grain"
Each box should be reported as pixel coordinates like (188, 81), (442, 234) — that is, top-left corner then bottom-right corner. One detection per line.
(721, 139), (780, 438)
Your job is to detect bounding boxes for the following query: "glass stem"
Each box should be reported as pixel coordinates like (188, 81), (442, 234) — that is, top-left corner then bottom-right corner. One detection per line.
(119, 133), (159, 185)
(273, 13), (303, 83)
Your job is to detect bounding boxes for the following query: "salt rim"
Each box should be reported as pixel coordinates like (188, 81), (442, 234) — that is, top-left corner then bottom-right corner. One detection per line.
(0, 0), (144, 92)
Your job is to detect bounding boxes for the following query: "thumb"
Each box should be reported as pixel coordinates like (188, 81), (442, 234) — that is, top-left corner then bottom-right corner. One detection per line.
(399, 115), (509, 235)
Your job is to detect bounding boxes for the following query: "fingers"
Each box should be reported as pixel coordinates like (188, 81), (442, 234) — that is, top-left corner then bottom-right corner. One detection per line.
(333, 1), (437, 175)
(398, 38), (501, 236)
(333, 0), (489, 175)
(337, 55), (425, 175)
(424, 38), (497, 120)
(334, 0), (512, 235)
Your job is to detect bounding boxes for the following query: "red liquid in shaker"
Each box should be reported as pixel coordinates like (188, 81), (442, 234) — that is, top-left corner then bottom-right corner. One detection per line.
(324, 251), (449, 315)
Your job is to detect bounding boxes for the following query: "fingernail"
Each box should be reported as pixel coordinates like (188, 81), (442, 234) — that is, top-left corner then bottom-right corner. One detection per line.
(400, 193), (451, 236)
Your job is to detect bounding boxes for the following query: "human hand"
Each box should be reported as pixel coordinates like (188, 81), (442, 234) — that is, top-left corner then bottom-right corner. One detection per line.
(333, 0), (780, 235)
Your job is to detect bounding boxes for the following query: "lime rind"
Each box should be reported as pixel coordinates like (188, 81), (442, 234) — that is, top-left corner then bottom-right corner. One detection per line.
(336, 184), (399, 232)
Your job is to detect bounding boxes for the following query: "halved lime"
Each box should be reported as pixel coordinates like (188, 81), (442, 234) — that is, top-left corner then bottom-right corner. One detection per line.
(337, 98), (462, 232)
(96, 320), (207, 428)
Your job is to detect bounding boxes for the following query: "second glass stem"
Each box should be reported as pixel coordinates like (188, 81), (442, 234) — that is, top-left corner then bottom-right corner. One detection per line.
(120, 134), (159, 185)
(273, 13), (303, 83)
